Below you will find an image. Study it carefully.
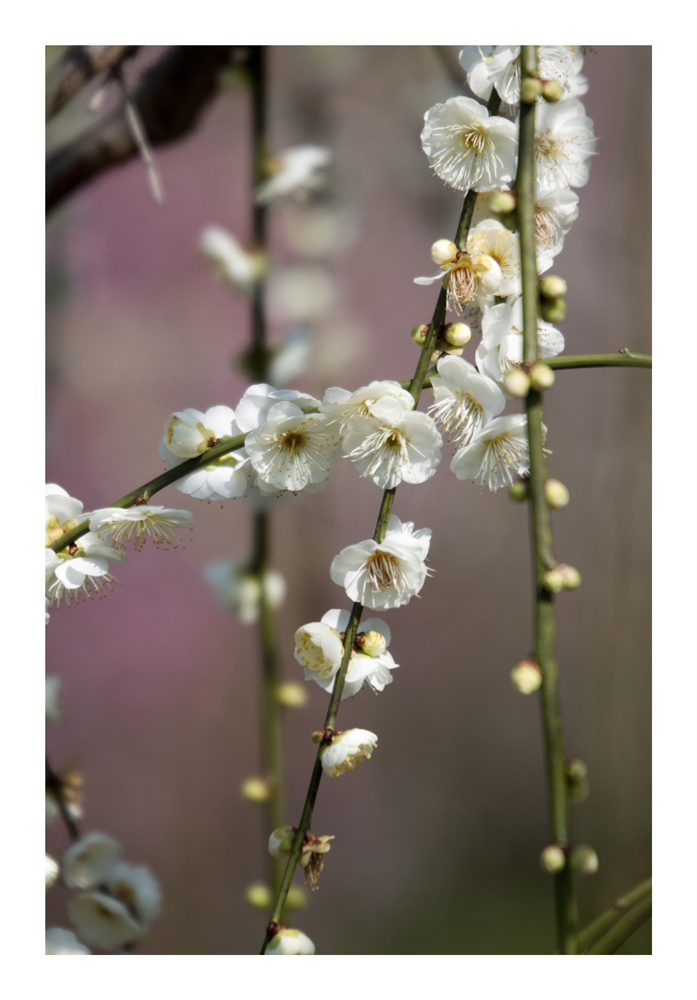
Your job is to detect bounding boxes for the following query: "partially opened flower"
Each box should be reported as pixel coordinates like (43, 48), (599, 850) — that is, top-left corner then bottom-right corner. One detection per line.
(245, 401), (341, 493)
(341, 396), (443, 489)
(429, 355), (505, 446)
(199, 225), (268, 296)
(459, 46), (577, 105)
(67, 891), (141, 949)
(467, 219), (521, 298)
(309, 609), (398, 700)
(204, 560), (286, 624)
(329, 514), (431, 610)
(235, 383), (319, 433)
(320, 380), (414, 434)
(256, 145), (332, 205)
(45, 484), (84, 547)
(421, 96), (517, 192)
(476, 299), (564, 383)
(321, 729), (378, 778)
(104, 863), (161, 932)
(451, 414), (539, 490)
(88, 506), (193, 551)
(534, 99), (597, 190)
(159, 405), (248, 501)
(414, 239), (502, 313)
(264, 926), (316, 955)
(62, 833), (121, 890)
(268, 826), (295, 858)
(45, 928), (90, 955)
(294, 621), (345, 681)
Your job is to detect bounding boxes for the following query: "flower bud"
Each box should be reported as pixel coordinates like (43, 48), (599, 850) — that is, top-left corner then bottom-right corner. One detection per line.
(431, 239), (458, 266)
(444, 323), (471, 348)
(539, 275), (567, 300)
(521, 78), (543, 103)
(269, 826), (295, 858)
(542, 80), (566, 103)
(559, 564), (581, 590)
(569, 844), (599, 876)
(441, 345), (464, 357)
(545, 478), (569, 509)
(508, 480), (529, 503)
(568, 777), (590, 804)
(285, 886), (308, 911)
(539, 298), (567, 324)
(566, 758), (588, 782)
(356, 630), (387, 657)
(411, 324), (429, 345)
(543, 564), (581, 593)
(489, 190), (516, 214)
(276, 682), (308, 708)
(530, 363), (555, 392)
(241, 777), (271, 802)
(265, 927), (315, 955)
(246, 883), (273, 909)
(475, 254), (502, 296)
(540, 844), (566, 873)
(504, 368), (531, 398)
(511, 659), (542, 695)
(321, 728), (378, 778)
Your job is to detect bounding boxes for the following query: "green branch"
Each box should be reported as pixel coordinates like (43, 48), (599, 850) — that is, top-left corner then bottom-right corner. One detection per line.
(547, 352), (651, 370)
(578, 877), (652, 952)
(588, 892), (652, 954)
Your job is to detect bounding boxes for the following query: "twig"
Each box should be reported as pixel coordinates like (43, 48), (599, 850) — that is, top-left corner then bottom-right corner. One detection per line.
(46, 46), (139, 121)
(578, 877), (652, 952)
(115, 69), (165, 205)
(588, 893), (652, 955)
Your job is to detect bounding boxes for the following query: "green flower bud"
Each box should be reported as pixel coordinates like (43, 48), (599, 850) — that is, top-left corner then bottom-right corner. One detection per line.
(508, 481), (529, 503)
(542, 80), (566, 103)
(540, 275), (568, 300)
(411, 324), (429, 346)
(285, 886), (307, 911)
(355, 630), (387, 657)
(444, 322), (471, 348)
(569, 844), (599, 876)
(246, 883), (273, 909)
(540, 298), (567, 324)
(511, 659), (542, 695)
(568, 777), (590, 804)
(489, 190), (516, 214)
(269, 825), (295, 858)
(503, 368), (531, 398)
(241, 777), (271, 803)
(566, 758), (588, 782)
(521, 78), (543, 103)
(543, 564), (581, 593)
(276, 682), (308, 708)
(530, 363), (556, 391)
(559, 564), (581, 590)
(540, 844), (566, 874)
(545, 478), (569, 509)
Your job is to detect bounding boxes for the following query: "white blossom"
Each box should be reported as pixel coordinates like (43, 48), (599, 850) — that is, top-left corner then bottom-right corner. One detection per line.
(533, 185), (579, 263)
(199, 225), (267, 296)
(311, 609), (397, 700)
(320, 380), (414, 434)
(256, 145), (332, 205)
(159, 406), (248, 501)
(475, 299), (564, 383)
(421, 97), (517, 192)
(429, 355), (505, 446)
(46, 855), (59, 890)
(264, 927), (316, 955)
(329, 514), (431, 610)
(340, 396), (443, 489)
(245, 401), (340, 493)
(321, 728), (378, 778)
(534, 99), (597, 191)
(459, 46), (577, 105)
(45, 484), (84, 547)
(88, 506), (193, 551)
(414, 239), (503, 313)
(467, 219), (522, 298)
(235, 383), (319, 435)
(46, 531), (127, 609)
(68, 891), (141, 950)
(62, 833), (121, 890)
(294, 621), (344, 681)
(104, 863), (161, 931)
(450, 414), (538, 490)
(204, 560), (286, 624)
(46, 676), (62, 725)
(45, 928), (90, 955)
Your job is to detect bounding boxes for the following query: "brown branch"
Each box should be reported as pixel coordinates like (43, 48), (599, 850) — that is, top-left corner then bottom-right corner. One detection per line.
(46, 46), (233, 214)
(46, 46), (140, 121)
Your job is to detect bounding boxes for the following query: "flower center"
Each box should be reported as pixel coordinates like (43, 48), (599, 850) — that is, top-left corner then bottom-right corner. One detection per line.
(45, 516), (79, 547)
(279, 429), (307, 454)
(535, 207), (561, 250)
(459, 123), (487, 154)
(365, 549), (406, 594)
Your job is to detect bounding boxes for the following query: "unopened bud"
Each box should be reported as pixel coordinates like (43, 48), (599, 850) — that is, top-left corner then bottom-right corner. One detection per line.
(285, 886), (307, 911)
(441, 345), (464, 357)
(430, 239), (458, 266)
(543, 564), (581, 593)
(241, 777), (271, 803)
(542, 80), (566, 103)
(356, 630), (387, 657)
(559, 564), (581, 590)
(540, 844), (566, 874)
(530, 363), (556, 391)
(269, 826), (295, 858)
(276, 682), (308, 708)
(508, 480), (529, 503)
(568, 778), (590, 804)
(444, 322), (471, 347)
(545, 478), (569, 509)
(504, 368), (531, 398)
(540, 275), (568, 300)
(521, 78), (543, 103)
(246, 883), (273, 909)
(566, 758), (588, 782)
(411, 324), (429, 345)
(540, 298), (567, 324)
(489, 190), (516, 214)
(569, 844), (599, 876)
(511, 659), (542, 695)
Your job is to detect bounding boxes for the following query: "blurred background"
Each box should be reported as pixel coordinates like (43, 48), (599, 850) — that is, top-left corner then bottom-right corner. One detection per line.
(45, 45), (651, 955)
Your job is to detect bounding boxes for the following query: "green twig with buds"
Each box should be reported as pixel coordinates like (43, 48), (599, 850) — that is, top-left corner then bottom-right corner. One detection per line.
(517, 46), (578, 955)
(588, 891), (652, 954)
(578, 877), (652, 952)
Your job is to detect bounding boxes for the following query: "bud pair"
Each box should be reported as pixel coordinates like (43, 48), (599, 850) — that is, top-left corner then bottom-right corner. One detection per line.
(540, 842), (598, 875)
(566, 758), (589, 804)
(543, 563), (581, 593)
(503, 363), (555, 397)
(246, 883), (307, 911)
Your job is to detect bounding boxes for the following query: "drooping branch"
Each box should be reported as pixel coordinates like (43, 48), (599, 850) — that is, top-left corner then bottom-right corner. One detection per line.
(46, 46), (139, 122)
(588, 892), (652, 955)
(578, 877), (652, 952)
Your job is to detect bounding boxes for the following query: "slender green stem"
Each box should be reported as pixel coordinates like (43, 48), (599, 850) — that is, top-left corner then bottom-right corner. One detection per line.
(547, 352), (652, 370)
(259, 93), (498, 954)
(578, 878), (652, 952)
(518, 46), (578, 955)
(588, 893), (652, 955)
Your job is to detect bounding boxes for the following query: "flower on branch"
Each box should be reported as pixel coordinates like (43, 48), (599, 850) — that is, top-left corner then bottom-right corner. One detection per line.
(320, 380), (415, 435)
(88, 506), (194, 551)
(429, 355), (505, 447)
(298, 609), (398, 699)
(459, 46), (578, 106)
(245, 401), (340, 493)
(475, 299), (564, 384)
(330, 514), (432, 610)
(414, 239), (502, 313)
(104, 863), (162, 932)
(264, 926), (316, 955)
(533, 98), (597, 191)
(450, 414), (540, 490)
(45, 531), (126, 609)
(256, 145), (332, 205)
(321, 729), (378, 778)
(159, 406), (249, 501)
(421, 97), (517, 192)
(67, 891), (142, 950)
(299, 832), (335, 890)
(62, 833), (121, 890)
(199, 225), (268, 297)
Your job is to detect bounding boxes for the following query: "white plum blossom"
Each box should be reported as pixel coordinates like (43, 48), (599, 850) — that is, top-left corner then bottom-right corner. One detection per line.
(256, 145), (332, 205)
(294, 620), (344, 681)
(159, 405), (248, 501)
(476, 299), (564, 383)
(45, 484), (84, 547)
(414, 239), (503, 313)
(329, 514), (431, 610)
(320, 380), (414, 434)
(421, 96), (517, 192)
(46, 855), (59, 890)
(62, 833), (121, 890)
(340, 396), (443, 489)
(199, 225), (267, 296)
(467, 219), (522, 298)
(534, 99), (597, 190)
(68, 891), (141, 950)
(88, 506), (194, 551)
(533, 185), (579, 262)
(321, 729), (378, 779)
(264, 927), (316, 955)
(245, 401), (340, 493)
(104, 863), (162, 932)
(204, 560), (286, 624)
(459, 46), (577, 105)
(312, 609), (397, 700)
(450, 414), (537, 490)
(46, 677), (62, 725)
(45, 928), (90, 955)
(46, 531), (127, 609)
(429, 355), (506, 446)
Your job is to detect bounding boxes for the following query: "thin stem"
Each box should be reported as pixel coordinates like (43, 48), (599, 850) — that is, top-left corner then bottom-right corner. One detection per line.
(578, 877), (652, 952)
(517, 46), (578, 955)
(45, 756), (80, 842)
(547, 352), (652, 370)
(588, 892), (652, 955)
(259, 92), (500, 955)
